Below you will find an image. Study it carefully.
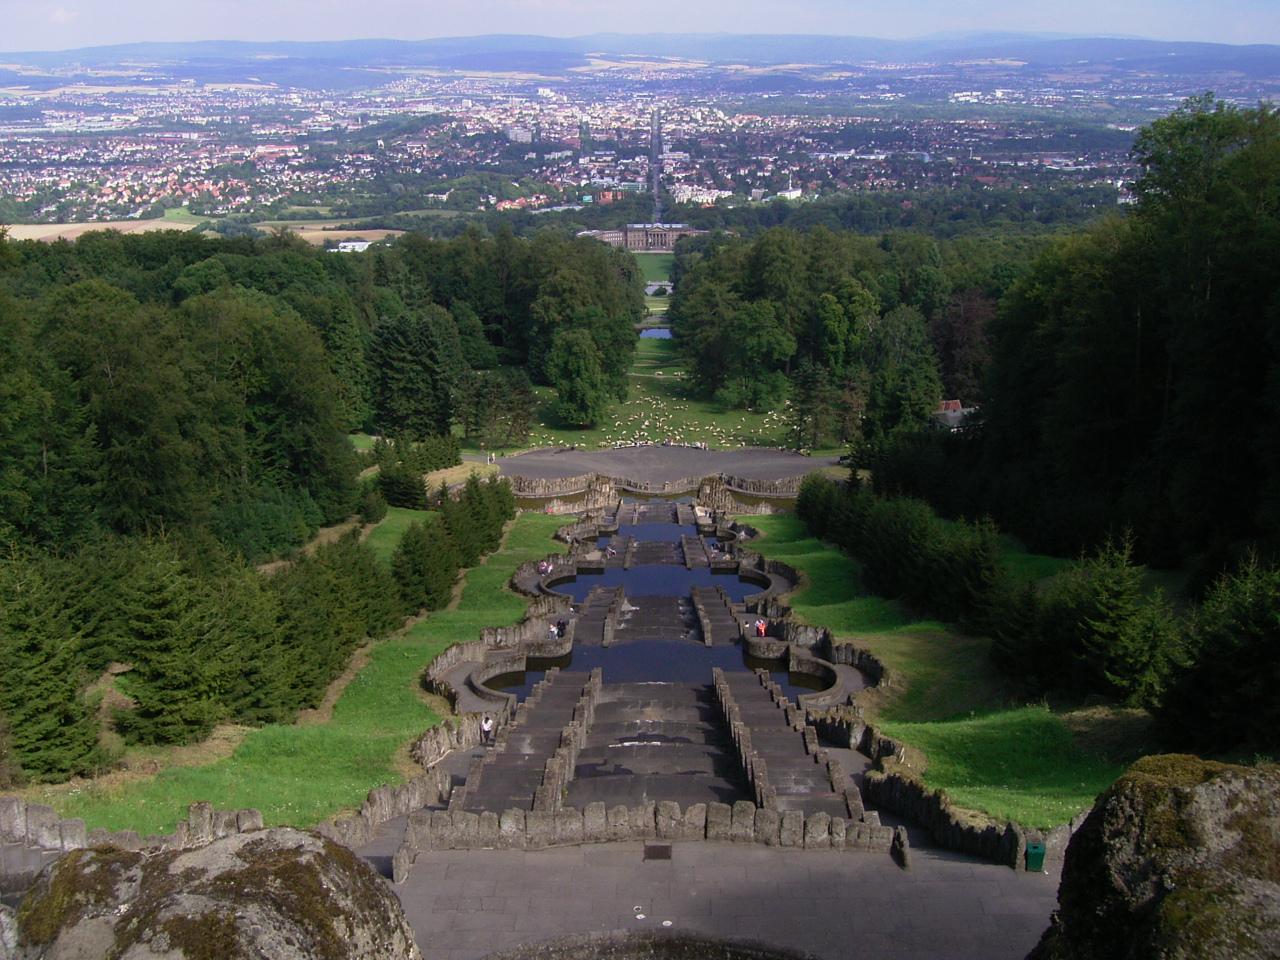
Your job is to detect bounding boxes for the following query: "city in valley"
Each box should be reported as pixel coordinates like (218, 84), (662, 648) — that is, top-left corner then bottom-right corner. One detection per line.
(2, 35), (1276, 235)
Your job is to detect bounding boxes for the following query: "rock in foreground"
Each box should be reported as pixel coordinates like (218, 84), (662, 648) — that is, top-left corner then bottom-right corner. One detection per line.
(11, 827), (421, 960)
(1030, 754), (1280, 960)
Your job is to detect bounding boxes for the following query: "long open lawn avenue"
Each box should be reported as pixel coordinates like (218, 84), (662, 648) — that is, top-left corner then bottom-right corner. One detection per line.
(29, 514), (567, 836)
(744, 514), (1122, 829)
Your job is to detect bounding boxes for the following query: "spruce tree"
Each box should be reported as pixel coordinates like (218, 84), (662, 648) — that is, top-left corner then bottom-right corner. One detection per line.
(392, 517), (460, 612)
(0, 551), (101, 780)
(114, 546), (220, 745)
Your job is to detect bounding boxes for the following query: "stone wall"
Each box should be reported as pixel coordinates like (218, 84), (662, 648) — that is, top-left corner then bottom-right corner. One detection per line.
(392, 799), (897, 882)
(0, 796), (265, 903)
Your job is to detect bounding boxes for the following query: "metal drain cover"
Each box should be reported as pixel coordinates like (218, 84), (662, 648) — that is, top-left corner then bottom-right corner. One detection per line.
(643, 843), (672, 861)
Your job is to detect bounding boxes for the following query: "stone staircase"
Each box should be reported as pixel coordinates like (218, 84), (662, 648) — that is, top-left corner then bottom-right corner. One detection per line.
(567, 681), (751, 810)
(714, 670), (852, 820)
(615, 595), (698, 643)
(458, 669), (597, 813)
(691, 585), (742, 646)
(573, 585), (625, 646)
(629, 540), (680, 565)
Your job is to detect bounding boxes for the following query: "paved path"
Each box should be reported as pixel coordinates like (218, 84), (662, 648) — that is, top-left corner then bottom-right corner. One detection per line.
(497, 447), (838, 485)
(395, 842), (1059, 960)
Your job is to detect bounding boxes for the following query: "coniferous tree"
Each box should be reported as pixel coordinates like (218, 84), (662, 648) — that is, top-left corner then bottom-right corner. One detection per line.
(0, 551), (101, 780)
(392, 517), (460, 612)
(114, 545), (220, 745)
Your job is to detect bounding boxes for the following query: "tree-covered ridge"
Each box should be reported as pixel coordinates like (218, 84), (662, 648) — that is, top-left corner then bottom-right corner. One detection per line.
(0, 226), (642, 555)
(876, 96), (1280, 570)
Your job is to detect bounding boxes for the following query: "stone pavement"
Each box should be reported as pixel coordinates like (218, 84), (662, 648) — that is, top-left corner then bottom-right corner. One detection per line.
(395, 841), (1059, 960)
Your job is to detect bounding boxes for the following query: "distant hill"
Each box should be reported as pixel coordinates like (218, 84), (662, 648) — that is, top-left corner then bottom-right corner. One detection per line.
(1, 33), (1277, 86)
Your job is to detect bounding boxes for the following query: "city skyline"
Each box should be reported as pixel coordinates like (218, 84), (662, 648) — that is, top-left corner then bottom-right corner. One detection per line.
(2, 0), (1278, 52)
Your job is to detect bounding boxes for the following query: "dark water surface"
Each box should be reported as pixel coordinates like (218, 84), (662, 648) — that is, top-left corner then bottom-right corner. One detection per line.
(485, 640), (829, 702)
(551, 565), (760, 602)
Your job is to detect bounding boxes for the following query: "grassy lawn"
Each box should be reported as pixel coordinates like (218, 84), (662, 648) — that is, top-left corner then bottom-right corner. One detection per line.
(349, 432), (377, 452)
(35, 514), (567, 835)
(634, 252), (675, 283)
(509, 338), (796, 451)
(744, 514), (1122, 828)
(365, 507), (435, 564)
(645, 295), (670, 316)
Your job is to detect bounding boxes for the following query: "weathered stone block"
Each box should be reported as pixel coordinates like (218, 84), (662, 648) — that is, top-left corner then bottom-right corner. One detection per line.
(655, 801), (683, 840)
(430, 810), (454, 849)
(779, 810), (804, 847)
(236, 809), (264, 833)
(630, 803), (655, 840)
(25, 804), (61, 850)
(804, 813), (832, 849)
(391, 843), (415, 884)
(753, 807), (781, 846)
(583, 802), (608, 843)
(606, 805), (630, 841)
(682, 803), (707, 841)
(829, 817), (847, 850)
(214, 810), (239, 839)
(851, 823), (871, 850)
(406, 810), (433, 849)
(0, 797), (24, 841)
(499, 809), (526, 850)
(58, 818), (87, 852)
(555, 809), (584, 846)
(186, 802), (214, 845)
(870, 825), (894, 851)
(526, 810), (554, 850)
(478, 811), (500, 848)
(705, 803), (732, 842)
(454, 811), (479, 848)
(730, 801), (755, 843)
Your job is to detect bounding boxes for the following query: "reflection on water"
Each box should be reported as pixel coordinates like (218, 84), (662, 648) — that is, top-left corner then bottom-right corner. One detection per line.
(639, 327), (672, 339)
(485, 640), (830, 702)
(552, 565), (759, 602)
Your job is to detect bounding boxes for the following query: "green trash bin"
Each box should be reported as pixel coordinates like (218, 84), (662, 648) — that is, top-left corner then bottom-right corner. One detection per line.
(1025, 841), (1046, 872)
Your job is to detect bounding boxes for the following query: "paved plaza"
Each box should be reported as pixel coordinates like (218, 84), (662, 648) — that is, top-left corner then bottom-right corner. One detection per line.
(395, 841), (1059, 960)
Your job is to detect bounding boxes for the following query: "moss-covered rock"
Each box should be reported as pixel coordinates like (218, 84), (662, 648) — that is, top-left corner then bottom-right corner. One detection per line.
(11, 828), (421, 960)
(1029, 754), (1280, 960)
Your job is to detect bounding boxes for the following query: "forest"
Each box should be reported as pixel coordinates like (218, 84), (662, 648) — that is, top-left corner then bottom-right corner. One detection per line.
(0, 225), (638, 783)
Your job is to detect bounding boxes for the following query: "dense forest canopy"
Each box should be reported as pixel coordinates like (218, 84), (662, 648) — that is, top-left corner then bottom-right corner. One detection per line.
(874, 95), (1280, 570)
(0, 224), (630, 784)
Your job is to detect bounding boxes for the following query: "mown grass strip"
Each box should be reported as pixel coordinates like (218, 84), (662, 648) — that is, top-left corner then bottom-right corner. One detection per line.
(44, 513), (566, 835)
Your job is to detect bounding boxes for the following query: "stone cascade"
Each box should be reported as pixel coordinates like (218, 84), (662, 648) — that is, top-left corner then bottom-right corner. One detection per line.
(566, 681), (751, 811)
(572, 585), (626, 647)
(459, 670), (599, 814)
(679, 533), (712, 568)
(613, 594), (698, 643)
(629, 540), (680, 565)
(714, 670), (852, 820)
(691, 585), (742, 646)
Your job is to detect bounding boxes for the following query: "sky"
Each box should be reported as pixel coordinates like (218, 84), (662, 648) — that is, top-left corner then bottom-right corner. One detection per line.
(2, 0), (1278, 51)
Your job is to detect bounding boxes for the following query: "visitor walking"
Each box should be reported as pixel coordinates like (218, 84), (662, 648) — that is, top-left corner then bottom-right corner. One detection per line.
(481, 714), (494, 745)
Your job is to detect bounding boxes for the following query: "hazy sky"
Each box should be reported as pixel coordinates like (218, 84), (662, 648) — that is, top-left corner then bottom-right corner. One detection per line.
(2, 0), (1278, 51)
